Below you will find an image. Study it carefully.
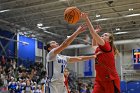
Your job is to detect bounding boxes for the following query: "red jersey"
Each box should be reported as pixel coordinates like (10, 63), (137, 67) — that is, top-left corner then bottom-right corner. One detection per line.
(64, 75), (70, 93)
(95, 41), (119, 81)
(1, 56), (6, 65)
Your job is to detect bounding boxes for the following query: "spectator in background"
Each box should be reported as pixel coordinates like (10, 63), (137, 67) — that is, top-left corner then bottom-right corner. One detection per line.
(64, 68), (70, 93)
(80, 83), (88, 93)
(68, 71), (78, 93)
(22, 79), (32, 93)
(1, 55), (6, 66)
(13, 59), (16, 71)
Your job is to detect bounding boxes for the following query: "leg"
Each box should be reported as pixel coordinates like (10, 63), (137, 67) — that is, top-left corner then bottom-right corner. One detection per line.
(92, 81), (104, 93)
(49, 84), (58, 93)
(49, 82), (67, 93)
(104, 80), (120, 93)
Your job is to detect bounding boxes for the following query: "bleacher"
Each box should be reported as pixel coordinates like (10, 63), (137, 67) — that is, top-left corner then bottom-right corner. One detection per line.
(121, 81), (140, 93)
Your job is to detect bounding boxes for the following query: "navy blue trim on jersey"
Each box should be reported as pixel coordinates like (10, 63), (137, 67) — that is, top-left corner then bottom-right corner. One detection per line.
(48, 61), (54, 79)
(47, 61), (54, 93)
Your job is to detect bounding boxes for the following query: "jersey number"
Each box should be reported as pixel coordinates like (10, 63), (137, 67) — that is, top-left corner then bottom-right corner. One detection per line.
(61, 65), (65, 73)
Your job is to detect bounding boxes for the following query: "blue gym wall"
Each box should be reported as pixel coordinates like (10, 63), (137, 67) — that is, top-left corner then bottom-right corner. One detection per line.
(84, 59), (93, 76)
(0, 29), (16, 58)
(37, 41), (43, 49)
(18, 35), (35, 68)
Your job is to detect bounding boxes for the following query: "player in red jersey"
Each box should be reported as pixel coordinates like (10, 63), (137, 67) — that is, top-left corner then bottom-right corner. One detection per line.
(81, 13), (120, 93)
(64, 68), (70, 93)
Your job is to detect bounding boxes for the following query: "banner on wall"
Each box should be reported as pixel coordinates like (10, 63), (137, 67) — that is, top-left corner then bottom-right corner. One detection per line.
(84, 59), (93, 76)
(0, 29), (16, 58)
(18, 35), (35, 67)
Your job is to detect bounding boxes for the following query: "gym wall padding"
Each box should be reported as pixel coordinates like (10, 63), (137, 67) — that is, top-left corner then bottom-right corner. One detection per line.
(0, 29), (16, 57)
(18, 35), (35, 67)
(134, 64), (140, 69)
(37, 41), (43, 49)
(84, 59), (93, 76)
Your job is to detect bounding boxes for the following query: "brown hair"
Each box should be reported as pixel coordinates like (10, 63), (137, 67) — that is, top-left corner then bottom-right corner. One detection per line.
(46, 41), (52, 52)
(109, 33), (119, 55)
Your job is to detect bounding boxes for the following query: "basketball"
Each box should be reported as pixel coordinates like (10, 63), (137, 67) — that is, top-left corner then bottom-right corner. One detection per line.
(64, 7), (81, 24)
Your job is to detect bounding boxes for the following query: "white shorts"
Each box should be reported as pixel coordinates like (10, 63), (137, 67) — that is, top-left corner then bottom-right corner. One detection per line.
(47, 81), (67, 93)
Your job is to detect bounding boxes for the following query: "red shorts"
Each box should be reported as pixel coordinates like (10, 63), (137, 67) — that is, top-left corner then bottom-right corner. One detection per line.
(92, 79), (120, 93)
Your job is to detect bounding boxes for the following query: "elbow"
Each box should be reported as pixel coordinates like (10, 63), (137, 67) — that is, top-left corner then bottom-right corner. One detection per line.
(99, 42), (105, 46)
(97, 39), (105, 46)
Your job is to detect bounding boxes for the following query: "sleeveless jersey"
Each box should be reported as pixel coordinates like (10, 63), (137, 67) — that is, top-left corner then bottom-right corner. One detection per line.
(46, 48), (70, 82)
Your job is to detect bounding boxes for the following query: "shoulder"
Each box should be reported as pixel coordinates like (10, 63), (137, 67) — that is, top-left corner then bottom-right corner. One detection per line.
(98, 41), (112, 52)
(47, 48), (56, 56)
(47, 48), (57, 60)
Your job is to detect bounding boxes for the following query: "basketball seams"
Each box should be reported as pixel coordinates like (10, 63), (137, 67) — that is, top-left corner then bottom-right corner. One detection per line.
(64, 9), (72, 22)
(64, 7), (80, 24)
(73, 8), (80, 23)
(65, 8), (75, 24)
(70, 10), (76, 24)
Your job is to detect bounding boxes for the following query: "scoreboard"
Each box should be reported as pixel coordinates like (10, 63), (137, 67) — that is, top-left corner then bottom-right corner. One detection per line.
(133, 49), (140, 63)
(132, 49), (140, 69)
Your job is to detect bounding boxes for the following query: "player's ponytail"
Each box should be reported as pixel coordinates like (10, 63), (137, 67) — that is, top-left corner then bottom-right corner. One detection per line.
(109, 33), (119, 55)
(46, 41), (51, 52)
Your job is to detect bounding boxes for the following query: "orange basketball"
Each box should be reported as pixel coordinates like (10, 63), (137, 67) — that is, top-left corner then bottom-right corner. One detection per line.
(64, 7), (81, 24)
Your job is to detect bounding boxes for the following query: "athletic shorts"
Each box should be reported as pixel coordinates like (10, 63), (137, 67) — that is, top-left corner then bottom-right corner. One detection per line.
(92, 80), (120, 93)
(47, 81), (67, 93)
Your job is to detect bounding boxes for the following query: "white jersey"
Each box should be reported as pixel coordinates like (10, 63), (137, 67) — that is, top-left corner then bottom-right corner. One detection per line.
(46, 48), (70, 82)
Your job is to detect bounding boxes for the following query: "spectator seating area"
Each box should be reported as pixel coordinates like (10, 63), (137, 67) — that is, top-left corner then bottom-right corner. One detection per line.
(121, 80), (140, 93)
(0, 56), (140, 93)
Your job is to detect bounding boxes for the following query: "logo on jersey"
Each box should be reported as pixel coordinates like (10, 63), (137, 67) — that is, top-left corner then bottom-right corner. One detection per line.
(57, 57), (67, 73)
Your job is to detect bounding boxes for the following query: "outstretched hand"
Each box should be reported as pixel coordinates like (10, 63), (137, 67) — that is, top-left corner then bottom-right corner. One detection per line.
(80, 12), (89, 20)
(95, 25), (102, 33)
(76, 24), (87, 34)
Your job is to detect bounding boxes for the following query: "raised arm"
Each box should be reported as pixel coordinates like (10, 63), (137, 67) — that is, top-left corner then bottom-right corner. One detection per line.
(53, 24), (87, 55)
(92, 25), (102, 47)
(68, 55), (96, 63)
(81, 13), (105, 46)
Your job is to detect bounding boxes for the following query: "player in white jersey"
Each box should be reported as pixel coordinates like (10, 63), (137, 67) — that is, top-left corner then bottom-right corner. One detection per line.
(46, 24), (96, 93)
